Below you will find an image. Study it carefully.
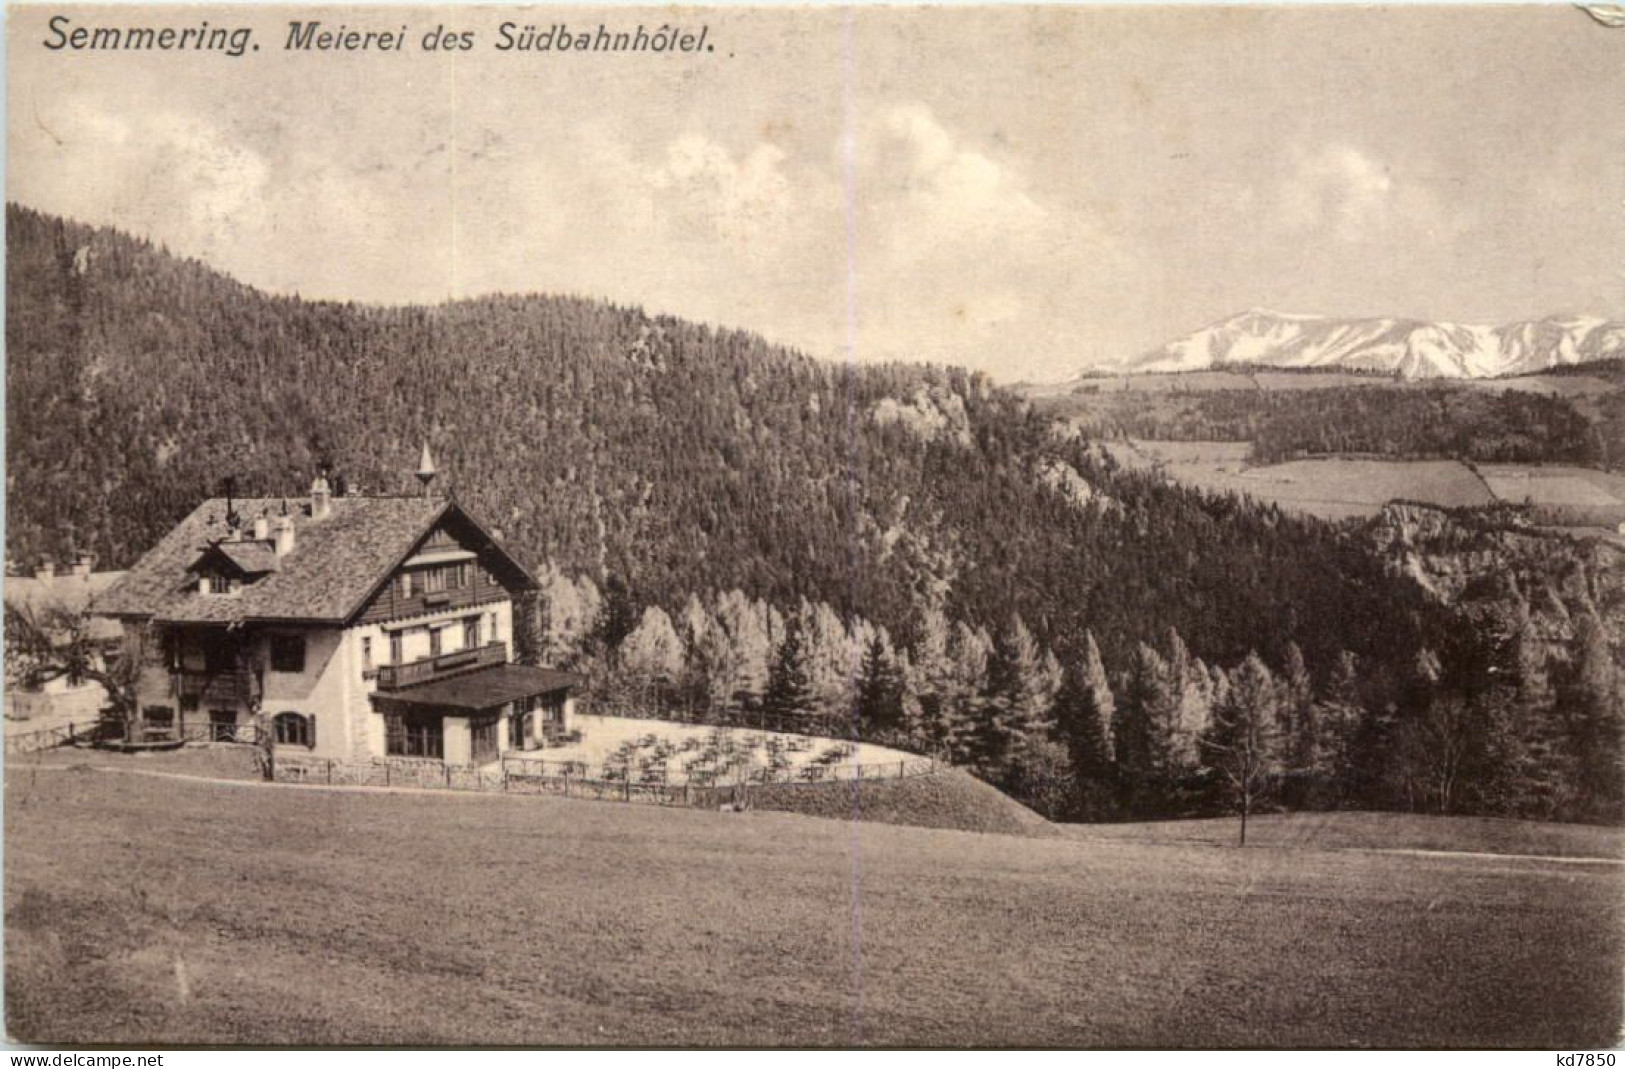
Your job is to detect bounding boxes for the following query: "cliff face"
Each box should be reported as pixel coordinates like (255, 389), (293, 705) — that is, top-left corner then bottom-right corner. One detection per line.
(1370, 502), (1625, 655)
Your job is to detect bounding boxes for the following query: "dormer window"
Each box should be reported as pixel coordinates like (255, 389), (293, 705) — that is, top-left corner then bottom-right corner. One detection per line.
(191, 539), (278, 597)
(199, 573), (242, 596)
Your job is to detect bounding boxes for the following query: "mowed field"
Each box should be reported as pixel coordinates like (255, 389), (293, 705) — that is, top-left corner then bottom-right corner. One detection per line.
(6, 768), (1622, 1047)
(1101, 440), (1625, 523)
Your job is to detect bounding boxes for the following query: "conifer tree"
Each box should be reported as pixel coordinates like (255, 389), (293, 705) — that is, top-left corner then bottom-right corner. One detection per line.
(1051, 653), (1116, 819)
(763, 614), (814, 722)
(856, 630), (907, 738)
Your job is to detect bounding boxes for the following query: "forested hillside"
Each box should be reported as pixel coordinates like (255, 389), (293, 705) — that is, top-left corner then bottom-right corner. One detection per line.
(1046, 377), (1616, 466)
(8, 204), (1621, 823)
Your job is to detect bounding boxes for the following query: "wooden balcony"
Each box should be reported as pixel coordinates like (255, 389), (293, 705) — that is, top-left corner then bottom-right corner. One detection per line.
(375, 642), (508, 691)
(174, 668), (259, 706)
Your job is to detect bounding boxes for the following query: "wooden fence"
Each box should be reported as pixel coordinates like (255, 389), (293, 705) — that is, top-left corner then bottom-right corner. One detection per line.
(3, 720), (106, 756)
(271, 751), (938, 808)
(4, 719), (262, 755)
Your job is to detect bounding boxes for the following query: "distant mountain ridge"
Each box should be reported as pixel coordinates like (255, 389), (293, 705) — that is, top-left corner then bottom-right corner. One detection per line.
(1121, 309), (1625, 380)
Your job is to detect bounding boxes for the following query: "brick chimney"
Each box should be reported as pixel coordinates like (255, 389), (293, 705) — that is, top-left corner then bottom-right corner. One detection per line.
(70, 554), (93, 579)
(34, 560), (54, 581)
(253, 515), (271, 541)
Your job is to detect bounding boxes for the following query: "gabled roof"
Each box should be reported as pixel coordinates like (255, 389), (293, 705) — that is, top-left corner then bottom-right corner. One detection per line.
(200, 540), (281, 576)
(93, 496), (535, 626)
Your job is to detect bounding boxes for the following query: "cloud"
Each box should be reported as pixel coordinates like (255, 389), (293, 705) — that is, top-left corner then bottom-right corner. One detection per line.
(850, 104), (1124, 364)
(20, 97), (269, 264)
(12, 91), (1127, 379)
(1275, 142), (1456, 245)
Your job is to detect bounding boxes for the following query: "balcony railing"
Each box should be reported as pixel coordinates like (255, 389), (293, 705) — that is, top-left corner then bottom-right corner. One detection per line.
(375, 642), (507, 691)
(174, 668), (260, 706)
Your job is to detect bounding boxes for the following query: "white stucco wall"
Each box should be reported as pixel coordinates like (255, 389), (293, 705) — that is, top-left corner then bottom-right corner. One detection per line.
(258, 629), (351, 760)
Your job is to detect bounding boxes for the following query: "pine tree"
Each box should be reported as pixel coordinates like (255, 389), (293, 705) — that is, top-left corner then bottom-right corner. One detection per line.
(1315, 650), (1365, 803)
(971, 613), (1045, 776)
(762, 615), (814, 722)
(1113, 642), (1179, 815)
(856, 631), (907, 738)
(1279, 642), (1320, 807)
(1081, 630), (1116, 756)
(1051, 654), (1115, 819)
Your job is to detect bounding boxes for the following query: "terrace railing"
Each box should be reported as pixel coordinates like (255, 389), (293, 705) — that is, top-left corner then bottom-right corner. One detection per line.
(577, 701), (860, 742)
(374, 642), (507, 690)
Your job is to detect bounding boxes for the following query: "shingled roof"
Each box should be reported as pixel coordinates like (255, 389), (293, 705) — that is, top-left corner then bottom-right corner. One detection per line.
(93, 496), (534, 626)
(206, 540), (281, 575)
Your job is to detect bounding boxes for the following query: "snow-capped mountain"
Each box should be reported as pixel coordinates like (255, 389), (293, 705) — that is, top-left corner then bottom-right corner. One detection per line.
(1125, 310), (1625, 379)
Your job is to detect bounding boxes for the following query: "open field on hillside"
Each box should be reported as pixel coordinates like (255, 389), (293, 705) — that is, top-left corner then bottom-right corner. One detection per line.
(1038, 369), (1621, 399)
(1103, 442), (1495, 520)
(1102, 441), (1625, 523)
(7, 770), (1620, 1047)
(1067, 812), (1625, 859)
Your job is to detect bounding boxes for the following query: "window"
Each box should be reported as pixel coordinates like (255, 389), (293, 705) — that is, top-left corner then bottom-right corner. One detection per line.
(389, 631), (403, 666)
(209, 709), (237, 742)
(361, 636), (373, 672)
(463, 616), (482, 649)
(429, 627), (443, 658)
(201, 573), (240, 596)
(270, 635), (305, 674)
(385, 712), (442, 759)
(273, 712), (315, 748)
(470, 715), (499, 765)
(398, 571), (415, 598)
(143, 705), (175, 728)
(489, 611), (501, 644)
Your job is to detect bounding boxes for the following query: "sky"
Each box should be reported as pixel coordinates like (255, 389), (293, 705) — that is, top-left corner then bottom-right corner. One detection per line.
(8, 4), (1624, 381)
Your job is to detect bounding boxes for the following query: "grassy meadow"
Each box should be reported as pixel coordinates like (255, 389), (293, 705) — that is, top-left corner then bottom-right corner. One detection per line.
(6, 767), (1621, 1047)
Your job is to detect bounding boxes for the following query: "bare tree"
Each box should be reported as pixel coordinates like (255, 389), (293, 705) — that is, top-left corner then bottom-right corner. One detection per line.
(4, 601), (146, 741)
(1200, 653), (1283, 846)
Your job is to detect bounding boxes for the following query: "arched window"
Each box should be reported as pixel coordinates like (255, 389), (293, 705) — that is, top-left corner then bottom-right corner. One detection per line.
(273, 712), (315, 749)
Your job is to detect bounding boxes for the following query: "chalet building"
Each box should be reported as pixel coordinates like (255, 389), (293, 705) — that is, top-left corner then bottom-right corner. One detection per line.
(91, 464), (579, 764)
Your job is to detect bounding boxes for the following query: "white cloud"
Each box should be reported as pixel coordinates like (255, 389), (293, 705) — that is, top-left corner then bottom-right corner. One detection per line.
(1275, 142), (1460, 246)
(21, 98), (269, 264)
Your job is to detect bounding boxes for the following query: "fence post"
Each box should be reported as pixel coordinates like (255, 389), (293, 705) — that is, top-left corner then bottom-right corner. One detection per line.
(623, 778), (631, 803)
(445, 763), (452, 789)
(385, 762), (391, 787)
(327, 759), (333, 785)
(502, 760), (508, 792)
(898, 760), (904, 780)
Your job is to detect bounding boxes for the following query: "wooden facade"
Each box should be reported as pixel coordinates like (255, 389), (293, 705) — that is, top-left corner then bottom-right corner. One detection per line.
(354, 522), (512, 626)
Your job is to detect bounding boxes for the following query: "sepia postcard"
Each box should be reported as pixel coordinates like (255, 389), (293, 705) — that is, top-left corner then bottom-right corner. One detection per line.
(3, 1), (1623, 1052)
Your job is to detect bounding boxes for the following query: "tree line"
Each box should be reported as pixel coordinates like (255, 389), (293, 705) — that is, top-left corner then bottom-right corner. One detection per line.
(8, 204), (1621, 825)
(516, 568), (1624, 826)
(1051, 381), (1613, 467)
